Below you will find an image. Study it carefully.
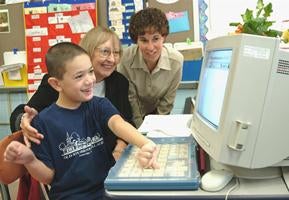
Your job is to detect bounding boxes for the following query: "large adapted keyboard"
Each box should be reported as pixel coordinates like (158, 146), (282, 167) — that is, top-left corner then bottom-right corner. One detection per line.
(104, 136), (200, 191)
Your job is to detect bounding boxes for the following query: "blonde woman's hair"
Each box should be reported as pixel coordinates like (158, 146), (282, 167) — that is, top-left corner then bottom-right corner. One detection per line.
(79, 26), (122, 59)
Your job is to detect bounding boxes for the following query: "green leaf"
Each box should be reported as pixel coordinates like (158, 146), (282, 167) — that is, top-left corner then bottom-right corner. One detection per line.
(229, 22), (241, 27)
(263, 3), (273, 17)
(265, 29), (282, 37)
(256, 21), (272, 33)
(256, 8), (262, 18)
(242, 23), (257, 35)
(242, 9), (253, 22)
(256, 0), (264, 10)
(256, 0), (264, 18)
(229, 0), (281, 38)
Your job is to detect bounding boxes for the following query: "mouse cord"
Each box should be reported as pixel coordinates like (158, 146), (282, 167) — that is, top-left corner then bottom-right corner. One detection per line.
(225, 178), (240, 200)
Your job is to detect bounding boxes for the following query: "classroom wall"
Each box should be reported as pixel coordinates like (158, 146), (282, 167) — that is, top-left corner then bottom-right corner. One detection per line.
(1, 0), (289, 120)
(97, 0), (107, 28)
(205, 0), (289, 40)
(2, 0), (289, 66)
(0, 1), (109, 66)
(0, 3), (25, 66)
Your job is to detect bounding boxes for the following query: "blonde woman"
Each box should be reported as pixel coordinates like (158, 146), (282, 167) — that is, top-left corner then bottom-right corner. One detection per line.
(11, 27), (133, 162)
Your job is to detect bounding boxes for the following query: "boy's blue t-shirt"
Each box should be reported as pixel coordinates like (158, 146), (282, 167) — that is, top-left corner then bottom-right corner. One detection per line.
(31, 97), (119, 200)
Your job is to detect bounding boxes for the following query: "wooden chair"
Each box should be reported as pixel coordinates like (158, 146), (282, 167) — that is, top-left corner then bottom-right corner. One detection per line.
(0, 183), (11, 200)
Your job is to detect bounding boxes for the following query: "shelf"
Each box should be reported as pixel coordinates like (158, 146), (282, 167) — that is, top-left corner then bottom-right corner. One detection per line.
(179, 81), (198, 89)
(0, 86), (27, 93)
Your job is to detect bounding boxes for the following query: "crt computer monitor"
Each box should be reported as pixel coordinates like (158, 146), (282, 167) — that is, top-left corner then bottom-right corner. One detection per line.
(191, 33), (289, 177)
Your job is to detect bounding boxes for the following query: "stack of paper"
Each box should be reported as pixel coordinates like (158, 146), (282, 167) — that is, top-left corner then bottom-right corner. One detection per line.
(0, 51), (26, 86)
(138, 114), (193, 138)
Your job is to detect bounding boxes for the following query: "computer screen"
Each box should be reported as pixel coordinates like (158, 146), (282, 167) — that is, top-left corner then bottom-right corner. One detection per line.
(191, 34), (289, 172)
(197, 49), (232, 128)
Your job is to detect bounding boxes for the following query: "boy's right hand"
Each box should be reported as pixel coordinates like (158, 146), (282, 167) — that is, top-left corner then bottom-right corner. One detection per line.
(20, 105), (44, 147)
(4, 141), (35, 165)
(136, 142), (159, 169)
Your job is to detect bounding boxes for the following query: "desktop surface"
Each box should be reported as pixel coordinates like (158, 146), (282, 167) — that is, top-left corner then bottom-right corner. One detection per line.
(105, 177), (289, 200)
(104, 136), (200, 191)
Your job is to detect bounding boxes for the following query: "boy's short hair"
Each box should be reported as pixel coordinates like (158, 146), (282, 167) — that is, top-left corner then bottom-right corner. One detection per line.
(129, 7), (169, 43)
(45, 42), (88, 79)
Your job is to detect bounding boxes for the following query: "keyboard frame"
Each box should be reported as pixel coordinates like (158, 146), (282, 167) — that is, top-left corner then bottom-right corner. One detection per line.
(105, 136), (200, 191)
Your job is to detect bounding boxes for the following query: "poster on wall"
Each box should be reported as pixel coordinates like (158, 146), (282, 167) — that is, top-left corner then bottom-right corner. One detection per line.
(147, 0), (200, 43)
(166, 10), (190, 34)
(0, 9), (10, 33)
(24, 0), (97, 95)
(107, 0), (144, 46)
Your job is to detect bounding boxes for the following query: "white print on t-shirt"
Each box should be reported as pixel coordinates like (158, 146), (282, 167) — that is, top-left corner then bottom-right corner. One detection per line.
(58, 132), (103, 159)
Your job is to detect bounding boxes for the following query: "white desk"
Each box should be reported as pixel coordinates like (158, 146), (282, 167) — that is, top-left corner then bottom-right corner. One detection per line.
(105, 114), (289, 199)
(105, 177), (289, 199)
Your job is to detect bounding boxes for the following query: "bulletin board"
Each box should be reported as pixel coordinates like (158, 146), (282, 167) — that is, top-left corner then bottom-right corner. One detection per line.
(147, 0), (200, 43)
(0, 3), (25, 66)
(23, 0), (97, 95)
(106, 0), (144, 46)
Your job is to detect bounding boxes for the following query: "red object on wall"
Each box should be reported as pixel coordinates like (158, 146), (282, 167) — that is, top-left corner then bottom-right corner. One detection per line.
(24, 3), (97, 95)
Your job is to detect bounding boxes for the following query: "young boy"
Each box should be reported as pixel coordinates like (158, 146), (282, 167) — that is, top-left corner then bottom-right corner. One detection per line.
(4, 42), (158, 199)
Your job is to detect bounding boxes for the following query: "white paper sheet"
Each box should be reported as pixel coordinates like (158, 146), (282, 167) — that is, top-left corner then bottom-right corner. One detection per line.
(138, 114), (193, 138)
(68, 11), (94, 33)
(0, 51), (26, 86)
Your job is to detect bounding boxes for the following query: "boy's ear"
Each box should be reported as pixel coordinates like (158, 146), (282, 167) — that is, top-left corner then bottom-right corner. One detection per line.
(48, 77), (62, 92)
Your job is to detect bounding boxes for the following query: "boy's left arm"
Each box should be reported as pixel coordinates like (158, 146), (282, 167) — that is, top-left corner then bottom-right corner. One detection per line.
(108, 115), (159, 168)
(4, 141), (54, 184)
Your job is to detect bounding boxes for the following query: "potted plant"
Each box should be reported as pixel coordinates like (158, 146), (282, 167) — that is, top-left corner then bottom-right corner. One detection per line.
(229, 0), (282, 38)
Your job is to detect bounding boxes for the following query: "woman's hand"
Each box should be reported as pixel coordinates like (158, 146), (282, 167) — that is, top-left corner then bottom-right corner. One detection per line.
(136, 141), (159, 169)
(20, 106), (44, 147)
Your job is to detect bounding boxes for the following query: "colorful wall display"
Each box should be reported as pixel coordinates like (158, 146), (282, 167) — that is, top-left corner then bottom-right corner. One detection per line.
(23, 0), (97, 95)
(107, 0), (144, 46)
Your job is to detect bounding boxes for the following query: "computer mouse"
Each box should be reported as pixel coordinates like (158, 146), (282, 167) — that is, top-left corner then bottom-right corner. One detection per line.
(201, 170), (233, 192)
